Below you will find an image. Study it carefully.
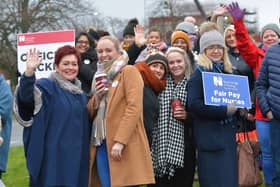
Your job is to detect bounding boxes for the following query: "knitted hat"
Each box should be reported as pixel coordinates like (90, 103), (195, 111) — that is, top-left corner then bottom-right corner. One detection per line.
(175, 22), (196, 34)
(199, 21), (218, 35)
(171, 31), (191, 49)
(261, 23), (280, 38)
(123, 18), (139, 37)
(145, 52), (168, 73)
(199, 30), (225, 53)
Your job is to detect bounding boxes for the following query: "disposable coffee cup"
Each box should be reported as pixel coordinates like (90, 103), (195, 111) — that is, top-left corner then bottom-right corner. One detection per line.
(171, 99), (182, 114)
(95, 73), (109, 91)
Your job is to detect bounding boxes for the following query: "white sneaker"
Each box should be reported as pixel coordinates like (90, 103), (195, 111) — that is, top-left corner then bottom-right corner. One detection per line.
(0, 179), (6, 187)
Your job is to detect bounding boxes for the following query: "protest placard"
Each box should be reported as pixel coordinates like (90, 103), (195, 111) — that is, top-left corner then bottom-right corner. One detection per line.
(202, 72), (251, 108)
(17, 30), (75, 79)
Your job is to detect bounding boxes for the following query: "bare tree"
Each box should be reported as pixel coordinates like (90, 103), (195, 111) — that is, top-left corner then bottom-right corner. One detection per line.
(0, 0), (100, 85)
(105, 17), (131, 39)
(148, 0), (189, 17)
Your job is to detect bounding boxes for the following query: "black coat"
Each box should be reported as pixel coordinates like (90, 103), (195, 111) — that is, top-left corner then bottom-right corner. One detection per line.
(78, 48), (98, 94)
(127, 43), (146, 65)
(228, 49), (256, 132)
(143, 85), (159, 146)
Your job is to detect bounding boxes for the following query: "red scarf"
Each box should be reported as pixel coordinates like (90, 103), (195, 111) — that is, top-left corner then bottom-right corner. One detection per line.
(135, 62), (166, 94)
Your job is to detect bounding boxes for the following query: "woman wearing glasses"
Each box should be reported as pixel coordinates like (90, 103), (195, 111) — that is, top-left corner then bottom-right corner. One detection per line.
(187, 30), (238, 187)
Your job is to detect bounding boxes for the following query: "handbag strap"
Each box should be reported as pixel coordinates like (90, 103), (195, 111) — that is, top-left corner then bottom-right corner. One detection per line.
(238, 108), (250, 142)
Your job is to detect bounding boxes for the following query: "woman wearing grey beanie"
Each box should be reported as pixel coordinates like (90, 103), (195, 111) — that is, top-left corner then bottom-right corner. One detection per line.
(187, 30), (238, 187)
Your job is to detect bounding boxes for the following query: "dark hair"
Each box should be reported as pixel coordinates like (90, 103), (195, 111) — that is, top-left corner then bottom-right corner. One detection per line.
(148, 27), (162, 38)
(96, 29), (110, 37)
(88, 28), (100, 41)
(54, 45), (80, 66)
(123, 18), (139, 37)
(75, 32), (95, 48)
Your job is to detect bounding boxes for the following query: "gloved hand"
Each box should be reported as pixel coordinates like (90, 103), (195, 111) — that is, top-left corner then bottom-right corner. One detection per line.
(227, 2), (245, 20)
(227, 102), (238, 116)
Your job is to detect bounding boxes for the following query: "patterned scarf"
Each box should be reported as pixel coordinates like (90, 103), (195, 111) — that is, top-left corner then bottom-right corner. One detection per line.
(151, 74), (188, 178)
(91, 51), (128, 146)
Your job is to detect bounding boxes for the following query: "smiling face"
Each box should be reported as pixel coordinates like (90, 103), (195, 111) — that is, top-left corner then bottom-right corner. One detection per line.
(205, 45), (224, 62)
(167, 51), (186, 81)
(55, 54), (79, 81)
(147, 31), (161, 44)
(123, 34), (135, 47)
(172, 38), (189, 50)
(262, 29), (279, 48)
(225, 29), (236, 48)
(75, 35), (90, 54)
(96, 38), (120, 64)
(149, 62), (165, 80)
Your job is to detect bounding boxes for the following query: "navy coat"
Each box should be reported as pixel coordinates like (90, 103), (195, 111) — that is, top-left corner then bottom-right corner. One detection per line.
(187, 64), (238, 187)
(256, 42), (280, 120)
(15, 74), (89, 187)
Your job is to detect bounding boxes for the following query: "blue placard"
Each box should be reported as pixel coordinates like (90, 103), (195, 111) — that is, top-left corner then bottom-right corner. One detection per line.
(202, 72), (251, 108)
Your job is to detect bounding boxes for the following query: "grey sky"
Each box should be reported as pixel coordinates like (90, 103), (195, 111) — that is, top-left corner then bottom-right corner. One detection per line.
(94, 0), (280, 29)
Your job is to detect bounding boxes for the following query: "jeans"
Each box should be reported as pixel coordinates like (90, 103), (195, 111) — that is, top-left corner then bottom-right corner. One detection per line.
(270, 119), (280, 186)
(96, 142), (111, 187)
(256, 120), (273, 184)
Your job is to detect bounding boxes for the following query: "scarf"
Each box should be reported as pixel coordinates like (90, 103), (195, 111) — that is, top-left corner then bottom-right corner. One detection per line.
(151, 74), (188, 178)
(91, 51), (128, 146)
(134, 62), (166, 94)
(49, 72), (83, 94)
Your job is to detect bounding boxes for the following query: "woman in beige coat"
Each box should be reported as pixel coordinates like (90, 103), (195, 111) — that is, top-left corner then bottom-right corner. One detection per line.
(88, 36), (155, 187)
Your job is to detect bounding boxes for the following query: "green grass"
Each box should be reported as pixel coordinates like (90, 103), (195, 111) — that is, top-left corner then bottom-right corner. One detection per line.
(2, 146), (29, 187)
(1, 146), (267, 187)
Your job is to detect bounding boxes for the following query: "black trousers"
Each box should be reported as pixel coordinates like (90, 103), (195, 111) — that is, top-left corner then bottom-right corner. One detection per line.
(150, 144), (196, 187)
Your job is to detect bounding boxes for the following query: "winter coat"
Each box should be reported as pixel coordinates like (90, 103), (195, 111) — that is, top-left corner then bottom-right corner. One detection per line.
(187, 64), (238, 187)
(14, 73), (90, 187)
(234, 19), (268, 121)
(78, 48), (98, 94)
(0, 75), (13, 172)
(228, 49), (256, 132)
(88, 65), (155, 187)
(127, 43), (146, 65)
(143, 85), (159, 146)
(256, 41), (280, 120)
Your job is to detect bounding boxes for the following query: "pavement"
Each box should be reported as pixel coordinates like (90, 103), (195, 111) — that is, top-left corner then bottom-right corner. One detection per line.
(10, 117), (23, 146)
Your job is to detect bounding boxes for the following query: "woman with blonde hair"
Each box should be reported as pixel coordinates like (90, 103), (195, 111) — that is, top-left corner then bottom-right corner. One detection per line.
(88, 35), (155, 187)
(151, 47), (195, 187)
(187, 30), (238, 187)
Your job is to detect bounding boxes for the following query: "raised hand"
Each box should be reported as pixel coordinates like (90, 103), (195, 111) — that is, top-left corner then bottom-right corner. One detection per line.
(213, 4), (228, 17)
(134, 24), (146, 47)
(25, 48), (41, 76)
(227, 2), (245, 20)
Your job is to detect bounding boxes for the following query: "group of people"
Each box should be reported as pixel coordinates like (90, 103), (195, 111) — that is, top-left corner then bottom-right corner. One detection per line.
(1, 1), (280, 187)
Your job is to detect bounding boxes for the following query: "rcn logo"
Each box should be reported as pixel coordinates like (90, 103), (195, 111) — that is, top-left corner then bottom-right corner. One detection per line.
(213, 76), (223, 86)
(19, 35), (25, 42)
